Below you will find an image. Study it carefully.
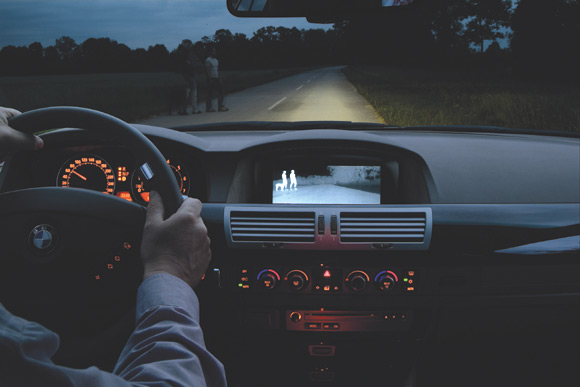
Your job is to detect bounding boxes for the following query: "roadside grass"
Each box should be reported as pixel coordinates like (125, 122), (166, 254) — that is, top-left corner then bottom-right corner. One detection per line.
(0, 67), (313, 122)
(343, 65), (580, 133)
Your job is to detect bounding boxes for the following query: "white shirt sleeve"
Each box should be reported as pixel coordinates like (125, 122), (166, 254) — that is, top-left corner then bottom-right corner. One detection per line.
(0, 273), (227, 387)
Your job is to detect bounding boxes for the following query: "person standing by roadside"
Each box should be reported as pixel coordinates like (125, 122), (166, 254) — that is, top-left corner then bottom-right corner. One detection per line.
(205, 47), (228, 112)
(180, 46), (204, 115)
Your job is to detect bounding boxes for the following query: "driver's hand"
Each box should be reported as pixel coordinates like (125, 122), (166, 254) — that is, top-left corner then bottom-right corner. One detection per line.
(141, 191), (211, 288)
(0, 107), (44, 162)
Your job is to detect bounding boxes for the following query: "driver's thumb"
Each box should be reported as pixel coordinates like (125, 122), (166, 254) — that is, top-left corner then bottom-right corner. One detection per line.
(9, 130), (44, 151)
(1, 128), (44, 152)
(146, 191), (165, 223)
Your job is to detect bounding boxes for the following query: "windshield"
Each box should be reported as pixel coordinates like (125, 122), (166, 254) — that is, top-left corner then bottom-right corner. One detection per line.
(1, 0), (578, 132)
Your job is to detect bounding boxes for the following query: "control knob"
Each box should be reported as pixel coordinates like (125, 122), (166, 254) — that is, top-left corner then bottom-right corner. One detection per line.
(289, 311), (302, 323)
(257, 269), (280, 290)
(286, 270), (309, 291)
(375, 270), (398, 292)
(345, 270), (370, 292)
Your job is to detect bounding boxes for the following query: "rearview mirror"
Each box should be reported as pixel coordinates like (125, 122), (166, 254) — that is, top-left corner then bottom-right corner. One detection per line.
(227, 0), (415, 21)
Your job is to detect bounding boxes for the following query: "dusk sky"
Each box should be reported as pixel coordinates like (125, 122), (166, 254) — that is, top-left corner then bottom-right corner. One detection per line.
(0, 0), (325, 50)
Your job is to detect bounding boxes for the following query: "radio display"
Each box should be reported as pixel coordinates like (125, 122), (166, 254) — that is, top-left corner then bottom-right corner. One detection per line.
(272, 164), (381, 204)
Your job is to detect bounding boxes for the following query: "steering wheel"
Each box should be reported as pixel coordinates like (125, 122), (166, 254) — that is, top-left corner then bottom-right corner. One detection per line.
(0, 107), (183, 369)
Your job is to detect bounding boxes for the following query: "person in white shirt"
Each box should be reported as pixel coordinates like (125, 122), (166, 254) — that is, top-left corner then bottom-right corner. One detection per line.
(290, 170), (297, 190)
(205, 47), (228, 112)
(0, 107), (227, 387)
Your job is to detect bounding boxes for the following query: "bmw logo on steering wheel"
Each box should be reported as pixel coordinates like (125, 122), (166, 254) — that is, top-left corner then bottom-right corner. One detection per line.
(29, 224), (58, 255)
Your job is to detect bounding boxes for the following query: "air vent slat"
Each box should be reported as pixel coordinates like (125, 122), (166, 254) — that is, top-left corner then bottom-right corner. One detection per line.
(229, 210), (315, 243)
(341, 237), (424, 242)
(341, 222), (425, 227)
(342, 234), (425, 239)
(232, 222), (314, 227)
(341, 218), (425, 222)
(341, 228), (425, 233)
(232, 217), (313, 222)
(231, 228), (314, 233)
(233, 233), (314, 238)
(340, 211), (427, 244)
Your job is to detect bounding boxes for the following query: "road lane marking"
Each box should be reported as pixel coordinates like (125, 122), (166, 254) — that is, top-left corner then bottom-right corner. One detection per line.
(296, 85), (303, 90)
(268, 97), (287, 110)
(306, 79), (312, 83)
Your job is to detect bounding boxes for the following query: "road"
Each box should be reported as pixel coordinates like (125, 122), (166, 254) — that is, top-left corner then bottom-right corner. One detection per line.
(138, 66), (381, 127)
(273, 184), (380, 204)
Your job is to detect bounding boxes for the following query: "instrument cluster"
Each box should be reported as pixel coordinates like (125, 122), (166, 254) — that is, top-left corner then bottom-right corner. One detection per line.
(29, 145), (195, 204)
(56, 152), (189, 203)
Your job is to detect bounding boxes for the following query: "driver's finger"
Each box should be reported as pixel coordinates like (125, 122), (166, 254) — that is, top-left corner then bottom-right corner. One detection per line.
(0, 127), (43, 152)
(0, 107), (21, 125)
(180, 197), (203, 219)
(145, 191), (165, 224)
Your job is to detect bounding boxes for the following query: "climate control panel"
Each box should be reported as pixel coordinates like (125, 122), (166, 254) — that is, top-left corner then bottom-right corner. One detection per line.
(236, 265), (419, 295)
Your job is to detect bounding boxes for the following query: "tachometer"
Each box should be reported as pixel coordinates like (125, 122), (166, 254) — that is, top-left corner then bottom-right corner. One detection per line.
(57, 154), (116, 194)
(132, 158), (190, 202)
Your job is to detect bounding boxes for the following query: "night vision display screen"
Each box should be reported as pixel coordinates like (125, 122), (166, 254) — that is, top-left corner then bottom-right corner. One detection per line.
(272, 165), (381, 204)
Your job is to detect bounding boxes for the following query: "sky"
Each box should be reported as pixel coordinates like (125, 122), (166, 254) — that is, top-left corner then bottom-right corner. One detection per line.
(0, 0), (326, 50)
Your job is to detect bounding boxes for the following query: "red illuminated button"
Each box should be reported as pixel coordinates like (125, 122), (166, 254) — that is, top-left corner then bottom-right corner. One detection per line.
(305, 323), (321, 330)
(323, 270), (331, 278)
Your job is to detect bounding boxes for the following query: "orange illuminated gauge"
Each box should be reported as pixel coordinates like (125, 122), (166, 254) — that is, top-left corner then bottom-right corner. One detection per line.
(132, 158), (190, 202)
(57, 154), (115, 194)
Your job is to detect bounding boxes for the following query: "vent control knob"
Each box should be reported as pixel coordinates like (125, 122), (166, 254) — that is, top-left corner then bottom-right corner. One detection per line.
(286, 270), (309, 291)
(257, 269), (280, 290)
(345, 270), (370, 292)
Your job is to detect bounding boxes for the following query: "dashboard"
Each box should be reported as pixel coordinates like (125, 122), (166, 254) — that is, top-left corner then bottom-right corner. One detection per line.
(1, 124), (580, 386)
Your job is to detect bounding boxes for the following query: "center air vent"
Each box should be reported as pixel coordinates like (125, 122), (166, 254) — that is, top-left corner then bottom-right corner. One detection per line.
(229, 211), (316, 243)
(340, 211), (427, 243)
(225, 206), (431, 250)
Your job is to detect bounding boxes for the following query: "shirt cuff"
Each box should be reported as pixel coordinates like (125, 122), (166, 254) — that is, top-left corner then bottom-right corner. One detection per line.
(136, 273), (199, 323)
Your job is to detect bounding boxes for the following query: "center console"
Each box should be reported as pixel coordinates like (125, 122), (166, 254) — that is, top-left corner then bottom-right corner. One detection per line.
(211, 146), (436, 385)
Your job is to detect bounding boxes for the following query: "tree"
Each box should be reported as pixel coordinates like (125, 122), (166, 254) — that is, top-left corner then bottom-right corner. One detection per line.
(27, 42), (44, 74)
(55, 36), (78, 61)
(462, 0), (512, 53)
(146, 44), (170, 71)
(428, 0), (471, 59)
(214, 29), (234, 45)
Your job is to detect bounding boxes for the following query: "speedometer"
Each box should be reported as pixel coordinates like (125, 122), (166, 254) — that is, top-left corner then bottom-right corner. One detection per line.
(132, 158), (189, 202)
(57, 154), (116, 194)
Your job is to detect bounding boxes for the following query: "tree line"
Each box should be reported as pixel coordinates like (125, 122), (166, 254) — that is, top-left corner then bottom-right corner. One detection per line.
(1, 0), (578, 79)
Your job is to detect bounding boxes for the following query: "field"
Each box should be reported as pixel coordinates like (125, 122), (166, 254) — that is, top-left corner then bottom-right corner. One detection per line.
(343, 66), (580, 133)
(0, 68), (313, 122)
